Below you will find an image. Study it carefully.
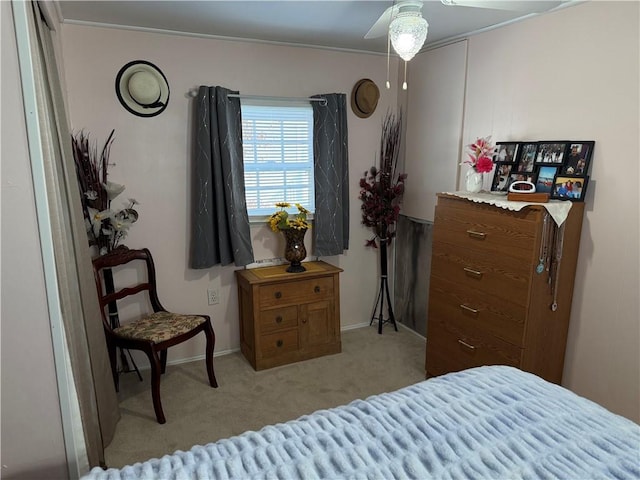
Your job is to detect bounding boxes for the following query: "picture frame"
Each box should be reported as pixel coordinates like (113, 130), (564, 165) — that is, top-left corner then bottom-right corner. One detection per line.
(551, 175), (589, 201)
(516, 143), (538, 173)
(534, 166), (558, 194)
(493, 142), (519, 164)
(535, 142), (568, 165)
(490, 163), (514, 193)
(562, 141), (594, 175)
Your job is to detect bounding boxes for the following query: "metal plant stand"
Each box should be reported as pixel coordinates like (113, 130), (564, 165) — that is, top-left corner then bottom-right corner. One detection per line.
(369, 237), (398, 334)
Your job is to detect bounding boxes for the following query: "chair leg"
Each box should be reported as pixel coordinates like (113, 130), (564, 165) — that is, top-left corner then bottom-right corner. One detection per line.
(145, 348), (166, 424)
(107, 339), (119, 392)
(160, 349), (168, 374)
(203, 321), (218, 388)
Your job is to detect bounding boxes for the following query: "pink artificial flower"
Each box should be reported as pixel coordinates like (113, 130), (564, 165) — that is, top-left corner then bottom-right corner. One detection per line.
(475, 155), (494, 173)
(463, 135), (495, 172)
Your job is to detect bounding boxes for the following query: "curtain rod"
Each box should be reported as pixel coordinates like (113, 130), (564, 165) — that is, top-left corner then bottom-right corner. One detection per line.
(227, 93), (327, 106)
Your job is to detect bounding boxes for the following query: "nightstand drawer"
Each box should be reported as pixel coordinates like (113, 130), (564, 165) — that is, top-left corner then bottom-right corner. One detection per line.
(259, 277), (334, 309)
(259, 306), (298, 334)
(433, 202), (539, 261)
(260, 329), (299, 358)
(429, 277), (526, 346)
(427, 315), (522, 370)
(431, 240), (532, 305)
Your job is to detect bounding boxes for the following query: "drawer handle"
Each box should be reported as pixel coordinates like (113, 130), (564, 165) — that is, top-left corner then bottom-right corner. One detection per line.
(460, 304), (479, 315)
(276, 339), (283, 348)
(467, 229), (486, 240)
(314, 286), (321, 293)
(275, 316), (283, 323)
(458, 339), (476, 351)
(463, 267), (483, 279)
(274, 291), (282, 299)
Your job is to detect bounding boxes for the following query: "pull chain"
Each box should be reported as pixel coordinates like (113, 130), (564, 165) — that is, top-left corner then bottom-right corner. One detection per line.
(402, 61), (408, 90)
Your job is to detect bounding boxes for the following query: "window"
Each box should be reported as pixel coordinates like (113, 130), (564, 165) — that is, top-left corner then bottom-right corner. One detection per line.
(241, 101), (315, 217)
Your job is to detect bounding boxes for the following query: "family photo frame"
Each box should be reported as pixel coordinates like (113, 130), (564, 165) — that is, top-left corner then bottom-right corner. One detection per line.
(535, 142), (568, 165)
(551, 175), (589, 201)
(490, 140), (595, 202)
(493, 142), (519, 164)
(562, 141), (594, 175)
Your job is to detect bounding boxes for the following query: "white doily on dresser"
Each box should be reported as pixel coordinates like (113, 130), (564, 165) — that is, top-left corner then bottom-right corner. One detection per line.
(443, 192), (573, 226)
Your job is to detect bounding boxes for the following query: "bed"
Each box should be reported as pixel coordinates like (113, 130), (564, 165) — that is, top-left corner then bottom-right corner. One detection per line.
(83, 365), (640, 480)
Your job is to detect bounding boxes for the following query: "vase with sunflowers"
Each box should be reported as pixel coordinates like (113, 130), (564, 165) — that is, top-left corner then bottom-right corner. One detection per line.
(268, 202), (311, 273)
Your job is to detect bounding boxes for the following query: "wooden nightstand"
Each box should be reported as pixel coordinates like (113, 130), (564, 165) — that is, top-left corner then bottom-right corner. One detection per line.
(235, 261), (342, 370)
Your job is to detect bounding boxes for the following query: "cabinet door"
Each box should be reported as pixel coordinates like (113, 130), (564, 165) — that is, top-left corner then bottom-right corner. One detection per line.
(300, 300), (334, 349)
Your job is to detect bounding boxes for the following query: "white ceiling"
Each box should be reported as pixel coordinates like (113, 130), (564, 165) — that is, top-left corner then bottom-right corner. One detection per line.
(57, 1), (577, 54)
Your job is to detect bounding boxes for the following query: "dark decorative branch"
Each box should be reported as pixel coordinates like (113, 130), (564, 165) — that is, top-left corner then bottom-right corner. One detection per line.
(359, 111), (407, 247)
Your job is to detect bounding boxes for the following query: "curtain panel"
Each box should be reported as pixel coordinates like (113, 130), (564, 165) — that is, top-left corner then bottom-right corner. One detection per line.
(312, 93), (350, 256)
(190, 86), (254, 268)
(31, 0), (120, 468)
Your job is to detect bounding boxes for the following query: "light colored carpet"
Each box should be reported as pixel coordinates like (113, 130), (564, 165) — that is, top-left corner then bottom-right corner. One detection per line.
(106, 325), (426, 469)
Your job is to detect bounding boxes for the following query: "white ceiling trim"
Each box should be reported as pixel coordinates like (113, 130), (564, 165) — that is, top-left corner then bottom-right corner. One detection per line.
(61, 18), (388, 57)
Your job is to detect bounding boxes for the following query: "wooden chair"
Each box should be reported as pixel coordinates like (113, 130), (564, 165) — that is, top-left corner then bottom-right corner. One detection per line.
(92, 246), (217, 424)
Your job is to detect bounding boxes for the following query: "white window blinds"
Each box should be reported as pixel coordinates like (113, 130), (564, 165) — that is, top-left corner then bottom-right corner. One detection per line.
(241, 102), (315, 216)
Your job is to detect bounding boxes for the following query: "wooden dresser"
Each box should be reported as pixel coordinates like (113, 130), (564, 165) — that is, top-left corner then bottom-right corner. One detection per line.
(235, 261), (342, 370)
(426, 194), (585, 384)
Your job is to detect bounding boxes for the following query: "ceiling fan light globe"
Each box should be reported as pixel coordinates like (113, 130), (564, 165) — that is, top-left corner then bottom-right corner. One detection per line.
(389, 14), (428, 61)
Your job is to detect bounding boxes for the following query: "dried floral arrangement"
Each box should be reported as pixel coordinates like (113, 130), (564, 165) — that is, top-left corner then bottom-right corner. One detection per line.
(267, 202), (310, 232)
(359, 111), (407, 248)
(71, 129), (139, 255)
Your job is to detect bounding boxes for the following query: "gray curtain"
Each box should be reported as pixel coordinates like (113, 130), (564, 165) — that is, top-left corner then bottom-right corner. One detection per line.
(31, 1), (120, 468)
(191, 86), (254, 268)
(312, 93), (349, 256)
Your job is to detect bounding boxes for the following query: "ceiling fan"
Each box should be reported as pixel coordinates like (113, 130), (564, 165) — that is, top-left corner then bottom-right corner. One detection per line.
(365, 0), (559, 41)
(365, 0), (558, 89)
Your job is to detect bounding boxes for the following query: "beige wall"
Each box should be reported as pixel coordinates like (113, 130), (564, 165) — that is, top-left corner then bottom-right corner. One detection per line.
(2, 2), (638, 477)
(0, 2), (68, 478)
(60, 25), (400, 363)
(460, 1), (639, 421)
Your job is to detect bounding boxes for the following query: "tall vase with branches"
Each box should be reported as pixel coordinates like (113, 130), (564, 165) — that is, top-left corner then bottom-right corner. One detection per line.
(71, 129), (142, 379)
(359, 112), (407, 333)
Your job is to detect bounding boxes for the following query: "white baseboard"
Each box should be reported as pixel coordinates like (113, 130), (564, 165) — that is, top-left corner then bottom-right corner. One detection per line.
(137, 322), (424, 371)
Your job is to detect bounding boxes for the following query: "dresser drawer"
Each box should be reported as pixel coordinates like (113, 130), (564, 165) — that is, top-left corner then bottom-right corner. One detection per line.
(431, 240), (532, 305)
(429, 277), (526, 346)
(259, 277), (334, 309)
(433, 202), (539, 261)
(260, 329), (299, 359)
(427, 315), (522, 370)
(259, 306), (298, 334)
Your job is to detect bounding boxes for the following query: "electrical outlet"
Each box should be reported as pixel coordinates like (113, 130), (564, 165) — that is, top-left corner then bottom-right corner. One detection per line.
(207, 289), (219, 305)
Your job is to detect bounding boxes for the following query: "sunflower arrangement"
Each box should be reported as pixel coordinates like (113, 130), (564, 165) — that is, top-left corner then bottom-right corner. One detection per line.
(267, 202), (311, 232)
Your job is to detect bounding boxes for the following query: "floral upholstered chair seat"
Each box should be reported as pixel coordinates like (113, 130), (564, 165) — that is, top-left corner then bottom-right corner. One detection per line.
(114, 312), (207, 343)
(93, 247), (217, 424)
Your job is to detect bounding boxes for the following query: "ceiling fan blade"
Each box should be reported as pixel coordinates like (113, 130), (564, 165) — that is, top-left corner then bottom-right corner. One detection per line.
(365, 1), (425, 39)
(364, 5), (396, 39)
(441, 0), (560, 13)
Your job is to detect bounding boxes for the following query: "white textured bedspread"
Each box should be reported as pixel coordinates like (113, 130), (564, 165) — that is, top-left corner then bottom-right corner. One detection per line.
(84, 366), (640, 480)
